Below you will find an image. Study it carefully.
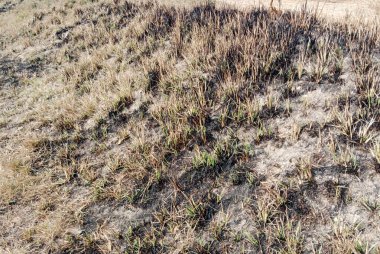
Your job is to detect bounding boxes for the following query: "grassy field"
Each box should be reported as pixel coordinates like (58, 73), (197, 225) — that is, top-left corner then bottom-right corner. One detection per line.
(0, 0), (379, 253)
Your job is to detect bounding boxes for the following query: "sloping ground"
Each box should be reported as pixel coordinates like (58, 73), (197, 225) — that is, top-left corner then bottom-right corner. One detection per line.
(0, 0), (380, 253)
(218, 0), (380, 21)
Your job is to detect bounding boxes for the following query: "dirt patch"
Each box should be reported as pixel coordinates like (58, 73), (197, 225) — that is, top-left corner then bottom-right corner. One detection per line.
(218, 0), (380, 21)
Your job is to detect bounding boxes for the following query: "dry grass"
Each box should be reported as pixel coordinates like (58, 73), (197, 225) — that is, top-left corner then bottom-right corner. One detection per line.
(0, 0), (379, 253)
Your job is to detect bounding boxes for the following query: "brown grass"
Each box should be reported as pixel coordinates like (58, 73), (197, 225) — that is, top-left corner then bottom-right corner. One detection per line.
(0, 0), (379, 253)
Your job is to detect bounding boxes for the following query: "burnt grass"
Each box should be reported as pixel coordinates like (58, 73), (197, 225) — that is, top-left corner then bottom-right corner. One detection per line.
(0, 0), (379, 253)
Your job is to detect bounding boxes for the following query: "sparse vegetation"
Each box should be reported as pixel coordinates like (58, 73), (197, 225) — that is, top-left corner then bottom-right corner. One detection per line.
(0, 0), (379, 253)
